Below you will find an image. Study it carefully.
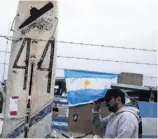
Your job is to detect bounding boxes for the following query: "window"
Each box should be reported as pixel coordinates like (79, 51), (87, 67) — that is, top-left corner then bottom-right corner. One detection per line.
(54, 78), (66, 96)
(126, 90), (157, 102)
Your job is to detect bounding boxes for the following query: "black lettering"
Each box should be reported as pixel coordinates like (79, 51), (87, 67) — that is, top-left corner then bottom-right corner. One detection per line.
(37, 39), (55, 93)
(13, 38), (31, 90)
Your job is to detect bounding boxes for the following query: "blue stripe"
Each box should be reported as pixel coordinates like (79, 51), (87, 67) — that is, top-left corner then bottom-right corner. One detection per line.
(30, 101), (53, 126)
(52, 125), (68, 131)
(142, 135), (157, 138)
(67, 89), (107, 105)
(138, 101), (157, 118)
(64, 69), (119, 79)
(52, 117), (68, 123)
(53, 100), (68, 105)
(6, 123), (25, 138)
(6, 101), (53, 138)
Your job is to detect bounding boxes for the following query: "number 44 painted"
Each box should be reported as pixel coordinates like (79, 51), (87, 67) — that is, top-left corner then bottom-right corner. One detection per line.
(12, 38), (55, 93)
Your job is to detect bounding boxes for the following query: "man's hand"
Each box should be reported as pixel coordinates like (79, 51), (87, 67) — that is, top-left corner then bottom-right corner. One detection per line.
(92, 99), (101, 112)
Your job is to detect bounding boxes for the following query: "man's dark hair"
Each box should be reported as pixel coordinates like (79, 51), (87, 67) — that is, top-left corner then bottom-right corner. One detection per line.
(105, 89), (125, 104)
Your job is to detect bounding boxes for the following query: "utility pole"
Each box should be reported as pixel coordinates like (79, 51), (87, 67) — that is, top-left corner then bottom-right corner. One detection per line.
(2, 1), (58, 138)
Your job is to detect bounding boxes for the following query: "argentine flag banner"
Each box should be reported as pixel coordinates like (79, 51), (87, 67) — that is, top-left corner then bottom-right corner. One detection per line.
(64, 69), (119, 106)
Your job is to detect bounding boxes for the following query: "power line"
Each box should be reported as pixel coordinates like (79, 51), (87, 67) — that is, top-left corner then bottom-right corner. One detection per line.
(0, 63), (8, 65)
(0, 51), (10, 53)
(56, 40), (157, 52)
(0, 35), (16, 41)
(0, 63), (157, 79)
(57, 55), (158, 66)
(143, 76), (157, 79)
(56, 68), (157, 79)
(0, 54), (157, 67)
(0, 35), (157, 52)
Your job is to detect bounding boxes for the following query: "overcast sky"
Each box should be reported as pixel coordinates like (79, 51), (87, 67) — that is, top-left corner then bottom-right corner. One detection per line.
(0, 0), (157, 86)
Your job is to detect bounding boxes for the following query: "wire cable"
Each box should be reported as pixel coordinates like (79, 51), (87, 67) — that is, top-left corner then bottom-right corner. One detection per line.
(57, 55), (158, 66)
(0, 35), (157, 52)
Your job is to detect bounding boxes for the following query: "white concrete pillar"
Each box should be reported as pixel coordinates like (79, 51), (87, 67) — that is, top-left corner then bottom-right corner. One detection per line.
(2, 1), (57, 138)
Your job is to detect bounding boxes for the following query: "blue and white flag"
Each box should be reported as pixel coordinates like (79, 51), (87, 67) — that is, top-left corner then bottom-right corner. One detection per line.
(138, 101), (157, 138)
(52, 117), (68, 131)
(64, 69), (119, 106)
